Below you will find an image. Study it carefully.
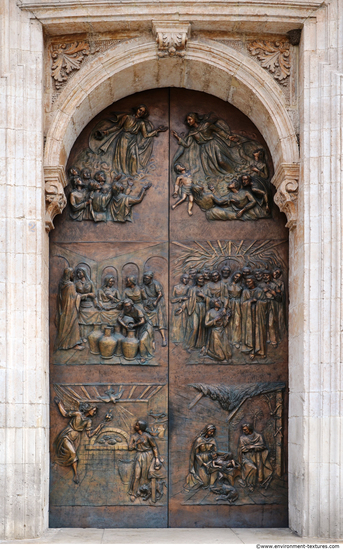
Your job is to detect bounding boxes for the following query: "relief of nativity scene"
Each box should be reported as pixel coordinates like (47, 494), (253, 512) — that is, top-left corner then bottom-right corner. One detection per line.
(171, 382), (287, 508)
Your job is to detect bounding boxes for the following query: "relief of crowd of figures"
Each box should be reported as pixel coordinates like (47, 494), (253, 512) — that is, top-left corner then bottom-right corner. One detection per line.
(50, 383), (168, 506)
(171, 240), (287, 364)
(54, 264), (166, 365)
(53, 239), (286, 366)
(67, 104), (272, 223)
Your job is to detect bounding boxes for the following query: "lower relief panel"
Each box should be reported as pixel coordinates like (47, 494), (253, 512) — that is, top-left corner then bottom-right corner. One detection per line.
(49, 379), (168, 528)
(168, 369), (288, 528)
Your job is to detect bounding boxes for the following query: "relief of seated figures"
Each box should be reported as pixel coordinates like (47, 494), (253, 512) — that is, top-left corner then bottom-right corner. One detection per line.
(54, 267), (167, 366)
(181, 380), (286, 508)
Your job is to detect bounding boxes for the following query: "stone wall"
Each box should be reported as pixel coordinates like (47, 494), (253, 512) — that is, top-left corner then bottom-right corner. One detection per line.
(0, 0), (342, 539)
(0, 0), (48, 540)
(289, 3), (343, 538)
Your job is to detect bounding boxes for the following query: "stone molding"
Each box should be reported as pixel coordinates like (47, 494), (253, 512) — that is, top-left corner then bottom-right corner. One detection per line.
(44, 166), (67, 232)
(152, 21), (191, 57)
(18, 1), (323, 36)
(272, 163), (299, 230)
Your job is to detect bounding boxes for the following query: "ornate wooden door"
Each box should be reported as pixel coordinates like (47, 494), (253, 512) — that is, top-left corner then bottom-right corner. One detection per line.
(49, 88), (288, 528)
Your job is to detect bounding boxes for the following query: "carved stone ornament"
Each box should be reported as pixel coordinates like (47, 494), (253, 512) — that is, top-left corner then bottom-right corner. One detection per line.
(44, 166), (67, 232)
(247, 41), (291, 85)
(152, 21), (191, 58)
(272, 163), (299, 230)
(51, 41), (90, 89)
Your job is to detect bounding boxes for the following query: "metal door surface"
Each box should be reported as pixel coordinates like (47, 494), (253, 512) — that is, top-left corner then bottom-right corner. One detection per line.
(49, 88), (288, 528)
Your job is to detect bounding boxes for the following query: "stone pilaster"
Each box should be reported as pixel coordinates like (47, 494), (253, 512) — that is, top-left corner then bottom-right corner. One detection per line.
(0, 0), (48, 539)
(288, 0), (343, 538)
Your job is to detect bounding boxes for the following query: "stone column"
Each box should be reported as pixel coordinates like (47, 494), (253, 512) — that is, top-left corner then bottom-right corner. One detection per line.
(0, 0), (48, 539)
(289, 0), (343, 538)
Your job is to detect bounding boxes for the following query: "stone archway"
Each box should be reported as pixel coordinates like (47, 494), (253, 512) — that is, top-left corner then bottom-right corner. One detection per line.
(45, 34), (299, 528)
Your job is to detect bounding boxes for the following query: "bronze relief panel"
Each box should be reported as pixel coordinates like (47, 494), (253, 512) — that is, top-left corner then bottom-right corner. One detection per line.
(50, 383), (167, 507)
(49, 88), (288, 528)
(50, 241), (168, 366)
(169, 239), (287, 365)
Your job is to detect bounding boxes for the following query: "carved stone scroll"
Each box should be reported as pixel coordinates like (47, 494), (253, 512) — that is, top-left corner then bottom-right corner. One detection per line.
(272, 163), (299, 230)
(44, 166), (67, 232)
(152, 21), (191, 58)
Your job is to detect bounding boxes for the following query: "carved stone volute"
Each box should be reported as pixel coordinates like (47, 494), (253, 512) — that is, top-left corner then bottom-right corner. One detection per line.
(44, 166), (67, 232)
(272, 164), (299, 230)
(152, 21), (191, 58)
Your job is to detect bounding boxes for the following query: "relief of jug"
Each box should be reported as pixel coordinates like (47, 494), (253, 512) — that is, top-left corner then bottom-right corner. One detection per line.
(99, 326), (117, 359)
(113, 323), (125, 357)
(87, 324), (103, 355)
(122, 327), (139, 360)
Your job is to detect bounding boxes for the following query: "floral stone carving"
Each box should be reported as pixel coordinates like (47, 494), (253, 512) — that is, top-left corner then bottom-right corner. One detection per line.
(247, 41), (290, 85)
(51, 41), (90, 89)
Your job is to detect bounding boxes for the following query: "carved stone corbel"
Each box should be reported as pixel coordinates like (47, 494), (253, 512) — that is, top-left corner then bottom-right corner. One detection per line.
(152, 21), (191, 58)
(272, 163), (299, 230)
(44, 166), (67, 232)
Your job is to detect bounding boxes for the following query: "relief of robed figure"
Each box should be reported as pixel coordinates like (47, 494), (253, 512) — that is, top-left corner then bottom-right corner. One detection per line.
(171, 112), (261, 179)
(204, 298), (232, 362)
(128, 419), (166, 503)
(55, 267), (83, 351)
(89, 104), (167, 176)
(184, 424), (218, 491)
(53, 396), (112, 485)
(237, 423), (273, 491)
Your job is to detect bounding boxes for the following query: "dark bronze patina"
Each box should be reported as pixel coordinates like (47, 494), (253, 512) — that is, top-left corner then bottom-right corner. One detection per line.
(49, 88), (288, 529)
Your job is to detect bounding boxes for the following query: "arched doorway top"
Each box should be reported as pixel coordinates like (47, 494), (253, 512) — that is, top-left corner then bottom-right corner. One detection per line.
(44, 35), (299, 231)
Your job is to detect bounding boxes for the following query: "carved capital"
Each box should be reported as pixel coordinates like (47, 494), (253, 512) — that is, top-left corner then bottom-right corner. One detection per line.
(152, 21), (191, 58)
(44, 166), (67, 232)
(272, 164), (299, 230)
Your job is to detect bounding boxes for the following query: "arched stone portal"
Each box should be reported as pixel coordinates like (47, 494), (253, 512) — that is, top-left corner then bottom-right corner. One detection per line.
(3, 0), (343, 539)
(48, 35), (297, 525)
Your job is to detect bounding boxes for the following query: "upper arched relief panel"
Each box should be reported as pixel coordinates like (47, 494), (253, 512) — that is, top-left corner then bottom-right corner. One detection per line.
(48, 88), (292, 246)
(44, 34), (299, 233)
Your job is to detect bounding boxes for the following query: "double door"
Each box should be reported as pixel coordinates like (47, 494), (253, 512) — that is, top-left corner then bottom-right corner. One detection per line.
(49, 88), (288, 528)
